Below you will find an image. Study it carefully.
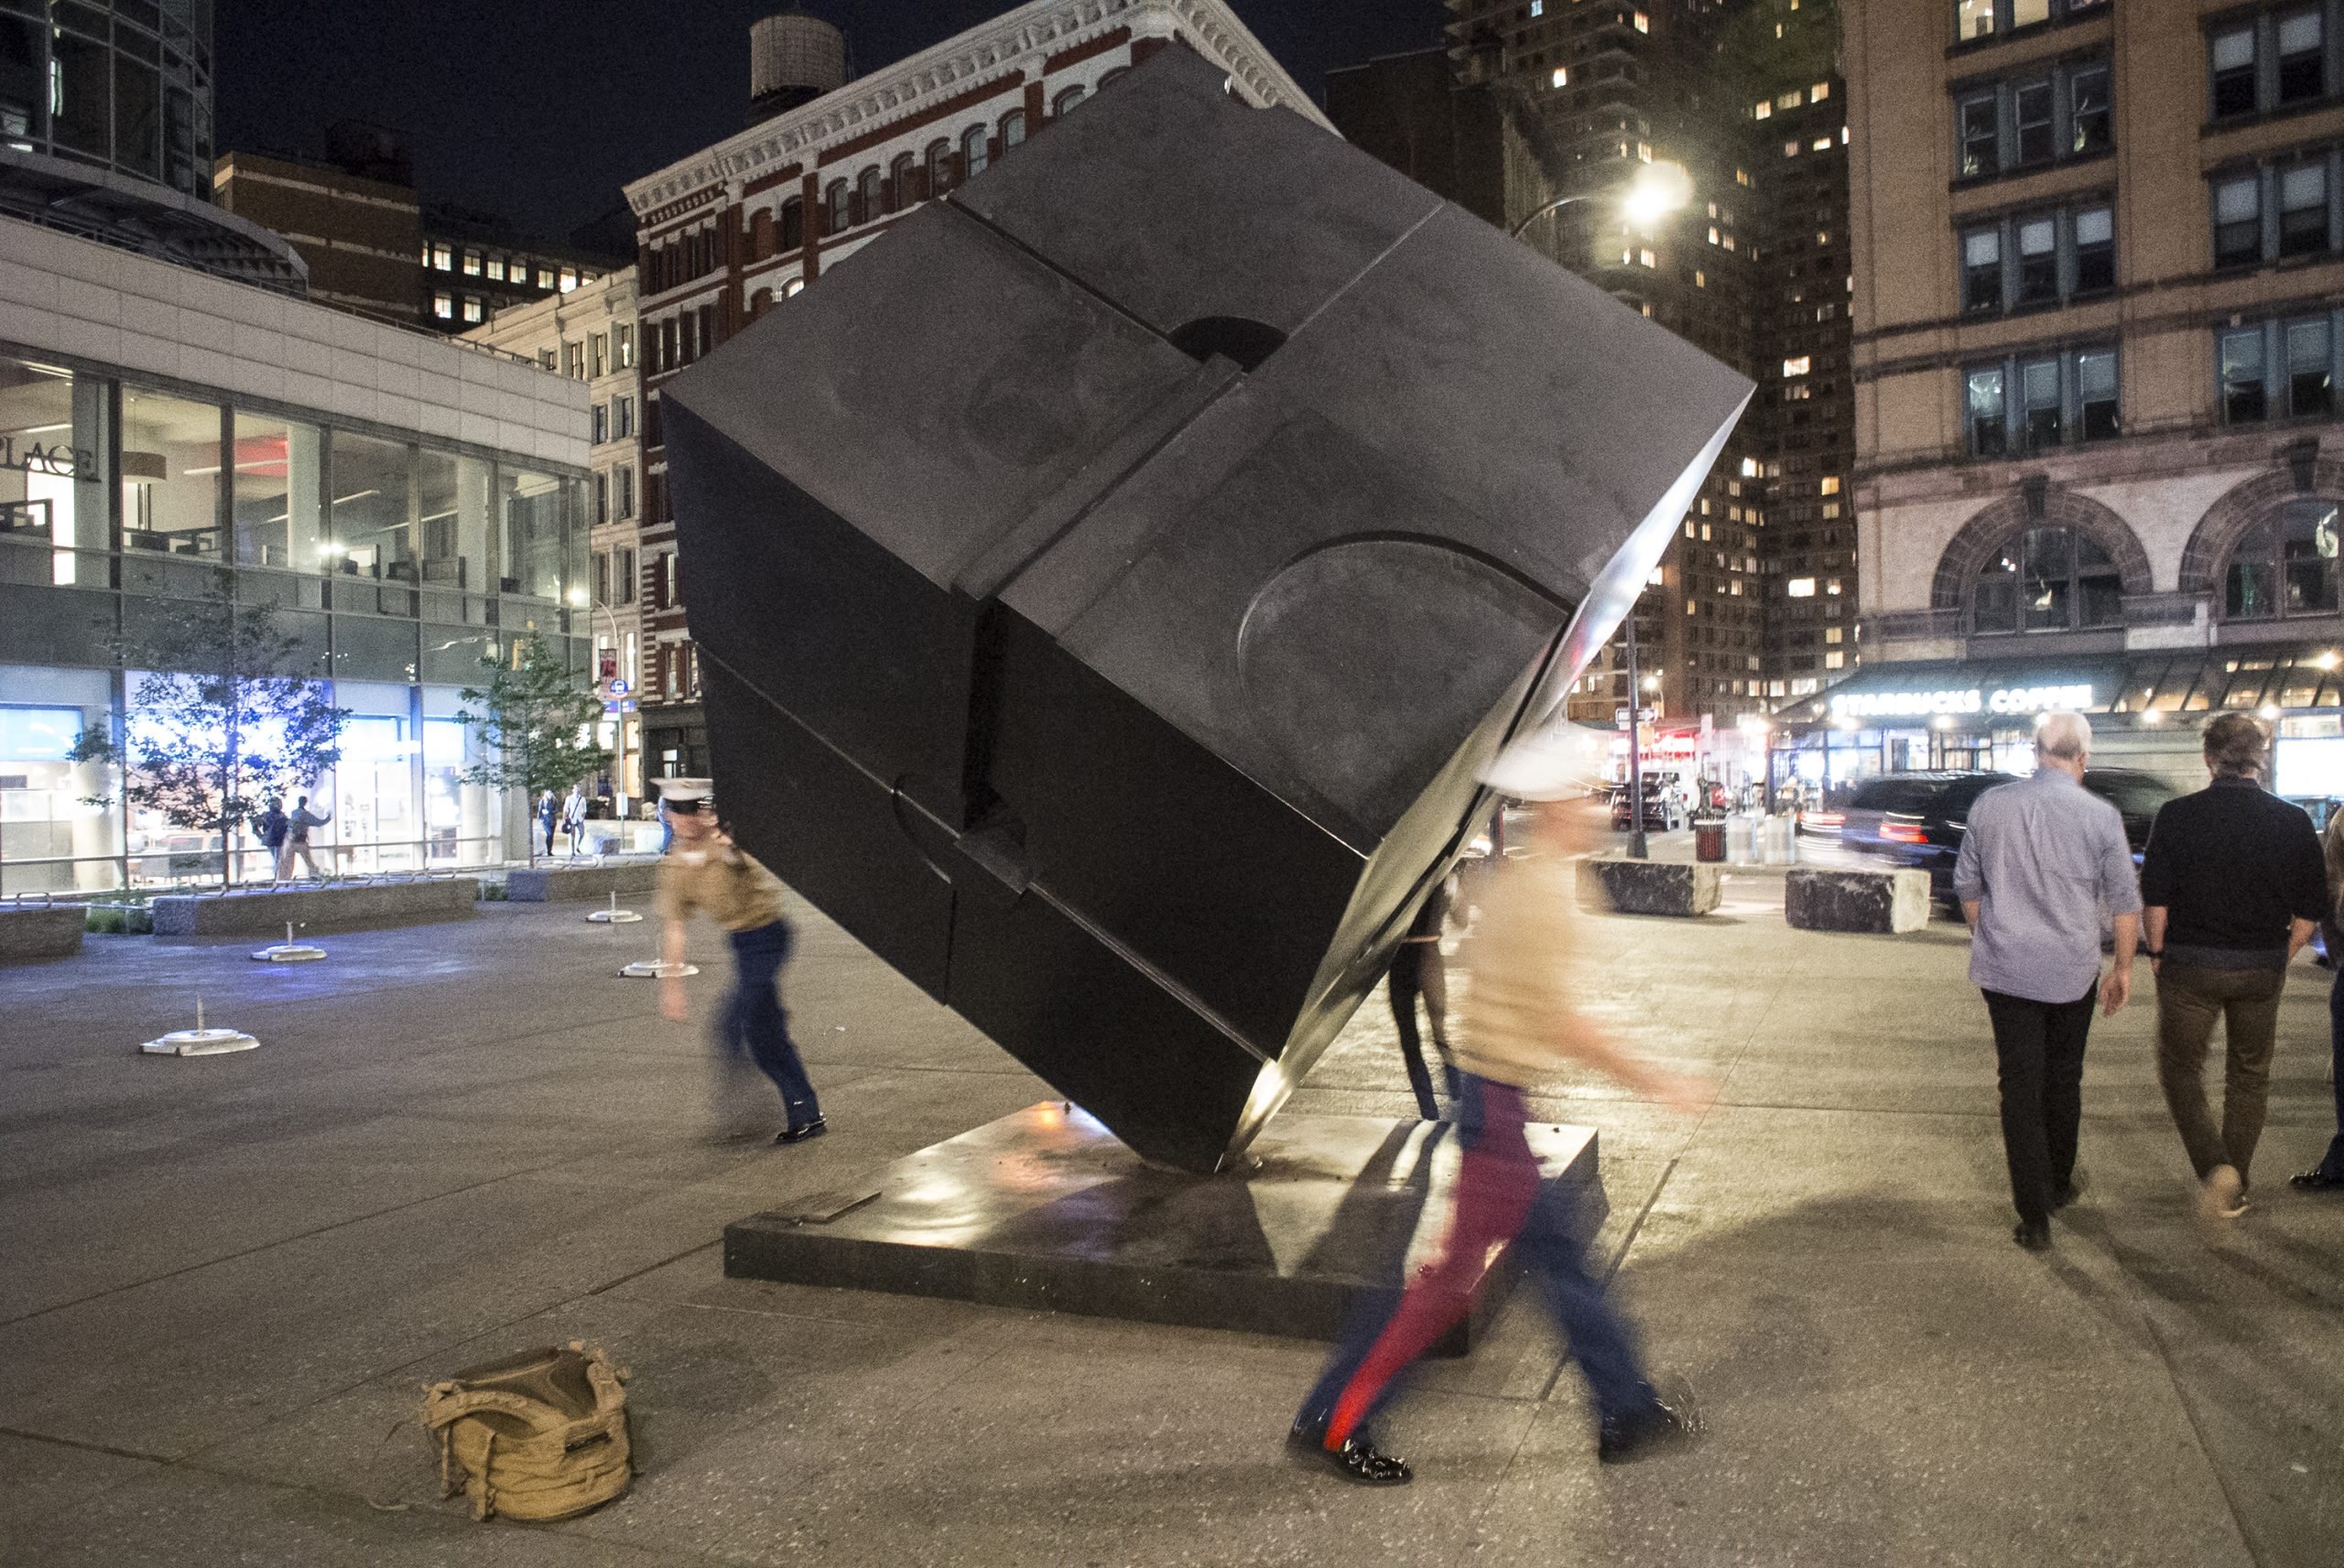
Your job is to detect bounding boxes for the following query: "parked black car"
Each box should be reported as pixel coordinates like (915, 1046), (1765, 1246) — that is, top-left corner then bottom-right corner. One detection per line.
(2080, 767), (2177, 859)
(1839, 772), (2016, 895)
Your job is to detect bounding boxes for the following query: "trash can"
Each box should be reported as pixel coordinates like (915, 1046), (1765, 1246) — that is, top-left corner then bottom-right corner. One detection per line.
(1692, 815), (1728, 863)
(1725, 814), (1758, 865)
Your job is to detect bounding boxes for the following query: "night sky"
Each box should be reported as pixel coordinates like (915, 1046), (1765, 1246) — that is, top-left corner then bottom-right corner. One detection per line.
(215, 1), (1447, 246)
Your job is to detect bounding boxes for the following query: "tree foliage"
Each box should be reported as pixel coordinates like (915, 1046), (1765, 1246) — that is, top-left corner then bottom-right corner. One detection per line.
(68, 570), (349, 891)
(456, 631), (612, 863)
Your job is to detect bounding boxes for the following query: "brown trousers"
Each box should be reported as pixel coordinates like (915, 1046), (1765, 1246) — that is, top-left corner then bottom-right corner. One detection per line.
(2154, 962), (2286, 1186)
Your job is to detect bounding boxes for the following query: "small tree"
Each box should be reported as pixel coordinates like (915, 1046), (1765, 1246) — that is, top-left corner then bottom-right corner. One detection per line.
(456, 631), (613, 864)
(70, 570), (349, 892)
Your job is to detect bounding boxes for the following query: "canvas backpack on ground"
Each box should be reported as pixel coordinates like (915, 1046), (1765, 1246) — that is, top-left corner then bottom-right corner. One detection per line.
(420, 1341), (632, 1522)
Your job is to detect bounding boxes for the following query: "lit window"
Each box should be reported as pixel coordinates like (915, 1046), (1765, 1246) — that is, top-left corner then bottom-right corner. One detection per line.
(1708, 225), (1720, 244)
(1778, 90), (1803, 110)
(1783, 355), (1811, 376)
(1736, 168), (1751, 186)
(461, 296), (483, 324)
(559, 267), (578, 292)
(485, 255), (505, 281)
(1787, 578), (1817, 597)
(1785, 140), (1800, 157)
(1827, 579), (1842, 595)
(784, 276), (805, 297)
(1811, 81), (1830, 102)
(1825, 652), (1846, 670)
(1553, 67), (1568, 87)
(1694, 269), (1706, 287)
(461, 249), (481, 276)
(1530, 0), (1543, 13)
(431, 291), (452, 319)
(431, 243), (452, 270)
(1741, 458), (1761, 477)
(1820, 476), (1840, 494)
(1639, 248), (1656, 266)
(1633, 11), (1649, 32)
(1754, 100), (1772, 120)
(1812, 136), (1832, 152)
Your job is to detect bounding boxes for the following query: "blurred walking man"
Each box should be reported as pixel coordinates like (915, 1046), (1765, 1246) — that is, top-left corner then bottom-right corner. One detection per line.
(2141, 712), (2327, 1225)
(1289, 734), (1707, 1487)
(2296, 804), (2344, 1195)
(1952, 710), (2139, 1252)
(657, 781), (826, 1146)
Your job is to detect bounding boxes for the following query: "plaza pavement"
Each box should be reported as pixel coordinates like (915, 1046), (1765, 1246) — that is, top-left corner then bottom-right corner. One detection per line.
(0, 870), (2337, 1566)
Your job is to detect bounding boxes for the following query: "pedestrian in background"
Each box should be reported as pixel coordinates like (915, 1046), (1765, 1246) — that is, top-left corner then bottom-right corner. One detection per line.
(1386, 874), (1456, 1121)
(2297, 804), (2344, 1195)
(1290, 733), (1706, 1487)
(2142, 712), (2328, 1225)
(656, 780), (826, 1146)
(1952, 710), (2139, 1252)
(284, 795), (332, 881)
(537, 789), (559, 860)
(257, 795), (289, 881)
(562, 784), (588, 857)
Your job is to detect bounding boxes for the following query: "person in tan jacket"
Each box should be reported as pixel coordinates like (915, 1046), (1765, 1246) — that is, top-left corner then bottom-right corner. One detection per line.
(657, 780), (824, 1145)
(1289, 730), (1708, 1487)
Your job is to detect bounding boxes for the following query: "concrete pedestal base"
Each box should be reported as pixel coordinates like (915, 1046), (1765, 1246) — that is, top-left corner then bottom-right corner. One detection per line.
(0, 904), (85, 960)
(1579, 857), (1722, 916)
(148, 879), (478, 936)
(1785, 867), (1932, 934)
(725, 1105), (1601, 1354)
(505, 863), (660, 903)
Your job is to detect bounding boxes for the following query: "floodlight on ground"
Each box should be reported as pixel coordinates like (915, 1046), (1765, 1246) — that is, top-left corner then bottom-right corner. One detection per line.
(1622, 160), (1695, 228)
(587, 892), (642, 925)
(140, 996), (260, 1056)
(251, 921), (327, 962)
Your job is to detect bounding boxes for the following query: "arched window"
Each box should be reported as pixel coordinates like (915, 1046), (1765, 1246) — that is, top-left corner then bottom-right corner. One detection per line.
(779, 197), (803, 252)
(784, 276), (806, 297)
(2225, 499), (2341, 620)
(1099, 68), (1128, 92)
(889, 152), (916, 210)
(1054, 84), (1087, 116)
(855, 166), (881, 223)
(961, 124), (990, 179)
(1002, 109), (1026, 150)
(824, 179), (849, 236)
(1972, 527), (2124, 633)
(925, 138), (953, 196)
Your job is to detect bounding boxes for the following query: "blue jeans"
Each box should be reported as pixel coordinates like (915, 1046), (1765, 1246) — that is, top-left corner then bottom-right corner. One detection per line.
(1296, 1073), (1653, 1443)
(2322, 967), (2344, 1178)
(724, 920), (819, 1130)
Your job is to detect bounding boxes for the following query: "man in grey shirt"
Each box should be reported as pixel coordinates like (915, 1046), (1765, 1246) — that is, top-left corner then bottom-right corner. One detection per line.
(1952, 710), (2140, 1251)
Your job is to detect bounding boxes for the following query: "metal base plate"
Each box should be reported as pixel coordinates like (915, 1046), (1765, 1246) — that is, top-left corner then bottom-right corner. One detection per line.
(724, 1103), (1601, 1354)
(586, 910), (644, 924)
(619, 960), (698, 978)
(250, 945), (328, 962)
(140, 1029), (261, 1056)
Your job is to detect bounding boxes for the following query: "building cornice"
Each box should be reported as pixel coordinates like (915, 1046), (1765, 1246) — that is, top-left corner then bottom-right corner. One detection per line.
(622, 0), (1326, 217)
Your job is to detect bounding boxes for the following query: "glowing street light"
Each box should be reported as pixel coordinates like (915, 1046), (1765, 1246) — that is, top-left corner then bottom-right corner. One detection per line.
(1508, 159), (1696, 239)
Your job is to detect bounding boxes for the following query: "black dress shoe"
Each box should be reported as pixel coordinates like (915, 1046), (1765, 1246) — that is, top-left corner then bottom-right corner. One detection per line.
(776, 1119), (828, 1145)
(1598, 1380), (1702, 1465)
(2013, 1220), (2052, 1251)
(2290, 1167), (2344, 1191)
(1286, 1422), (1411, 1486)
(2049, 1173), (2085, 1210)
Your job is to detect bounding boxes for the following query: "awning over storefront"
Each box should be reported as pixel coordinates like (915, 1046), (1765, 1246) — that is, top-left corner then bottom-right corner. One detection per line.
(1791, 644), (2344, 727)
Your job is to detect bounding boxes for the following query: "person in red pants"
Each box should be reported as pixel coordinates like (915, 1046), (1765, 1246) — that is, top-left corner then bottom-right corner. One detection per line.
(1289, 733), (1709, 1485)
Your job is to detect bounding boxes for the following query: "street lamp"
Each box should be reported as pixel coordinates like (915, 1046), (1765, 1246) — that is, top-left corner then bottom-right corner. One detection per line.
(1510, 160), (1694, 860)
(570, 587), (631, 814)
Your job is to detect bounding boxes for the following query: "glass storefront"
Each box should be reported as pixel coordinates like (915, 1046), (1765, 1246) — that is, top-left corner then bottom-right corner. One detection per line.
(0, 351), (588, 896)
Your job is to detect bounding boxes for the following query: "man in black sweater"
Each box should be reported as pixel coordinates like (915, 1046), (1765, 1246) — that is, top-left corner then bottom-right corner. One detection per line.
(2141, 712), (2329, 1227)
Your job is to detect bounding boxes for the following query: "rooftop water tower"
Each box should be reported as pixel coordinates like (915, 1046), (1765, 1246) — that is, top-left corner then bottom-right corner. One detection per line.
(749, 9), (849, 123)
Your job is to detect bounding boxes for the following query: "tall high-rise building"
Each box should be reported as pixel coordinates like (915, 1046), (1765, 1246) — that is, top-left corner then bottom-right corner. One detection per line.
(620, 0), (1323, 785)
(1826, 0), (2344, 795)
(0, 0), (302, 292)
(1332, 1), (1853, 770)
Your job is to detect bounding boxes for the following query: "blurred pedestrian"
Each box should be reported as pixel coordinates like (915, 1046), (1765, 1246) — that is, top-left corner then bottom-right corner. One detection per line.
(2296, 804), (2344, 1195)
(1290, 733), (1707, 1487)
(257, 796), (289, 881)
(2142, 713), (2328, 1225)
(537, 789), (559, 860)
(562, 784), (588, 857)
(656, 781), (825, 1146)
(1387, 875), (1456, 1121)
(1952, 710), (2139, 1252)
(284, 795), (332, 881)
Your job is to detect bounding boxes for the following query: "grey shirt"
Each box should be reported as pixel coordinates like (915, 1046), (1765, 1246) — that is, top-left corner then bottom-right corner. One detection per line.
(1952, 768), (2142, 1003)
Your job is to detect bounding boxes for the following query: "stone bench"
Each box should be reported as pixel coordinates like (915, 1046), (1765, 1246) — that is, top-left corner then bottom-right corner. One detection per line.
(1578, 858), (1721, 917)
(0, 904), (86, 960)
(149, 879), (480, 936)
(503, 862), (662, 903)
(1785, 867), (1931, 935)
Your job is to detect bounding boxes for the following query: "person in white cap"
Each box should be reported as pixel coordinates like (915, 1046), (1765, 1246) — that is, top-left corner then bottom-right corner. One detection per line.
(656, 780), (826, 1145)
(1288, 728), (1708, 1486)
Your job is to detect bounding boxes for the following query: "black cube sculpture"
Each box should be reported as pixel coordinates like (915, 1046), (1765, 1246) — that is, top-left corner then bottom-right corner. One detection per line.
(661, 47), (1751, 1173)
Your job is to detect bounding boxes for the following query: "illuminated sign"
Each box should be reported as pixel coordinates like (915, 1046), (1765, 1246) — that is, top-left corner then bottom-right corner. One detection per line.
(0, 435), (97, 481)
(1829, 683), (2093, 721)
